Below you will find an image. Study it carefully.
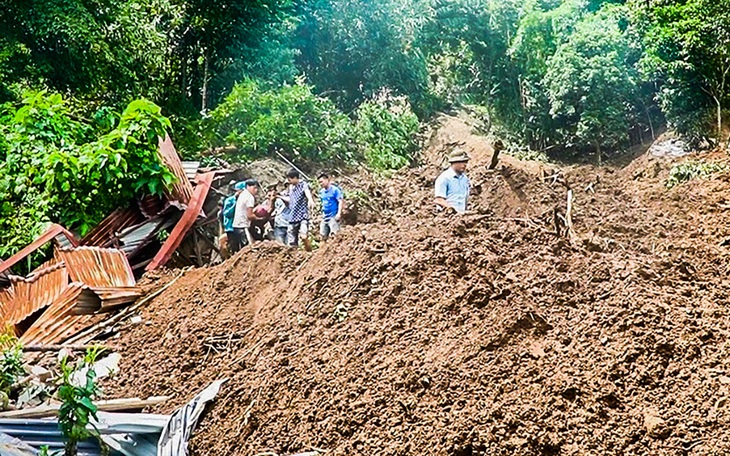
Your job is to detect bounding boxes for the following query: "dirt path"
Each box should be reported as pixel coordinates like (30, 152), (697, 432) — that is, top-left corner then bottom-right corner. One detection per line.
(106, 117), (730, 455)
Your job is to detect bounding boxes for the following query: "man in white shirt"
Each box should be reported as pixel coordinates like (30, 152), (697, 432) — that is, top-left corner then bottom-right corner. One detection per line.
(232, 179), (263, 251)
(434, 149), (470, 214)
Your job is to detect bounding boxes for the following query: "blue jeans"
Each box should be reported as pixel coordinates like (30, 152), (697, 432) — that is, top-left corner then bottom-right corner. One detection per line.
(274, 226), (288, 244)
(320, 217), (340, 239)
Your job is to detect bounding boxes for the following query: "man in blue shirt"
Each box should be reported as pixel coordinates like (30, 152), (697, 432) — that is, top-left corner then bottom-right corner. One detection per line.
(223, 181), (246, 253)
(434, 149), (470, 214)
(318, 172), (345, 240)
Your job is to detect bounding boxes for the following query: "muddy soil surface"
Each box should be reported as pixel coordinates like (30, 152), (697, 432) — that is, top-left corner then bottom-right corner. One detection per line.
(106, 117), (730, 455)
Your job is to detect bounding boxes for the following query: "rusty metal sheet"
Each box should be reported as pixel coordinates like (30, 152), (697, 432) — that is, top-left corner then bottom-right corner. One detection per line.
(87, 286), (142, 312)
(81, 207), (145, 248)
(0, 224), (78, 276)
(56, 247), (136, 288)
(0, 287), (14, 321)
(158, 135), (194, 205)
(137, 194), (167, 219)
(20, 283), (99, 346)
(4, 263), (68, 327)
(146, 172), (215, 271)
(182, 161), (201, 180)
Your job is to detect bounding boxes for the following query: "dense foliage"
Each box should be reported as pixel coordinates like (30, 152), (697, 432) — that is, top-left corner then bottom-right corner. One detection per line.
(0, 92), (174, 261)
(2, 0), (728, 160)
(1, 0), (730, 261)
(205, 80), (419, 170)
(208, 78), (354, 162)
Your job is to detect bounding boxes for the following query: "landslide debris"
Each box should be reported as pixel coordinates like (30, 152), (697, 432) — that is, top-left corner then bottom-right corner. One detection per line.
(106, 118), (730, 456)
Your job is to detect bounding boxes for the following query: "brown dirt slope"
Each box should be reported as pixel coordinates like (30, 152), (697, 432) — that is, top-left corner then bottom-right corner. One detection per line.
(107, 117), (730, 456)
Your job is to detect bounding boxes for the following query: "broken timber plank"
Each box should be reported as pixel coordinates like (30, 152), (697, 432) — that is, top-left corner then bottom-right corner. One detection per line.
(0, 396), (170, 419)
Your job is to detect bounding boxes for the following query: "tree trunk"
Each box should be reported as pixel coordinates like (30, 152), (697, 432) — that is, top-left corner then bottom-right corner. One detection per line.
(646, 108), (655, 141)
(717, 98), (723, 142)
(201, 47), (210, 113)
(595, 141), (602, 167)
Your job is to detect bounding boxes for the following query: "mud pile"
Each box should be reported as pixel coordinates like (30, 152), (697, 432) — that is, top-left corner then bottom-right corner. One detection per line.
(107, 118), (730, 455)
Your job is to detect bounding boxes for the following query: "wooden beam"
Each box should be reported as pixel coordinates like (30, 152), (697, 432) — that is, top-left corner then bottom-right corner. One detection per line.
(0, 224), (78, 275)
(0, 396), (170, 419)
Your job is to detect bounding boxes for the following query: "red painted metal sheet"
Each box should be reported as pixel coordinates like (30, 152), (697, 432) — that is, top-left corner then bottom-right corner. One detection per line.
(146, 172), (215, 271)
(20, 283), (99, 346)
(0, 224), (78, 276)
(158, 135), (194, 205)
(4, 263), (68, 326)
(80, 207), (145, 248)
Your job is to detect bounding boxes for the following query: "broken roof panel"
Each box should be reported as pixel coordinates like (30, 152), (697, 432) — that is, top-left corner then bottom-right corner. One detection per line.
(182, 161), (201, 180)
(146, 172), (215, 271)
(118, 216), (177, 259)
(56, 247), (141, 311)
(20, 283), (99, 346)
(57, 247), (135, 288)
(0, 224), (79, 276)
(81, 207), (146, 249)
(4, 263), (68, 327)
(158, 135), (194, 206)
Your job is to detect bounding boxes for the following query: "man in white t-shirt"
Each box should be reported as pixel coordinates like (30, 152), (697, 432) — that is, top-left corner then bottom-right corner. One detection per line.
(232, 179), (263, 251)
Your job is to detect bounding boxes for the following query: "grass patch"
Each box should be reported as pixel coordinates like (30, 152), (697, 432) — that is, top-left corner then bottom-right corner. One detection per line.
(666, 160), (727, 188)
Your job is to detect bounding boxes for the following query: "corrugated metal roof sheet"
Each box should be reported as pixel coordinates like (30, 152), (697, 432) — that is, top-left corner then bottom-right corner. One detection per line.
(181, 161), (200, 180)
(117, 217), (177, 258)
(57, 247), (135, 288)
(146, 173), (215, 271)
(19, 283), (99, 346)
(0, 420), (102, 456)
(4, 263), (68, 327)
(81, 207), (146, 249)
(0, 412), (168, 456)
(158, 135), (194, 205)
(56, 247), (141, 312)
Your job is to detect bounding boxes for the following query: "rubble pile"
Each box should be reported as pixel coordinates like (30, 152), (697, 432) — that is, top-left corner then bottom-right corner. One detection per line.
(104, 118), (730, 455)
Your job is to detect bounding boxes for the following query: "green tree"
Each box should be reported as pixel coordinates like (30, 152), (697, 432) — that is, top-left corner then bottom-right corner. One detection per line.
(208, 78), (355, 162)
(295, 0), (432, 115)
(0, 92), (174, 262)
(635, 0), (730, 144)
(544, 7), (639, 160)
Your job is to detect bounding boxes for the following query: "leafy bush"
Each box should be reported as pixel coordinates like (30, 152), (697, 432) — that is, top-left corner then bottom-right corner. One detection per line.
(666, 160), (727, 188)
(0, 331), (24, 394)
(354, 93), (420, 171)
(0, 91), (174, 264)
(208, 78), (355, 162)
(57, 348), (104, 456)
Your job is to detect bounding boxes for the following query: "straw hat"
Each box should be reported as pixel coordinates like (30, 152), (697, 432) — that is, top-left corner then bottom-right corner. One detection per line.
(448, 149), (470, 163)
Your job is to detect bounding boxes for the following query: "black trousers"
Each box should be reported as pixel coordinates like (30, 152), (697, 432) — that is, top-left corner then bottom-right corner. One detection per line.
(229, 228), (250, 253)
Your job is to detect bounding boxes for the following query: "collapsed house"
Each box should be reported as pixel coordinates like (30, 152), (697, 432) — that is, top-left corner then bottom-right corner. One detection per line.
(0, 136), (232, 346)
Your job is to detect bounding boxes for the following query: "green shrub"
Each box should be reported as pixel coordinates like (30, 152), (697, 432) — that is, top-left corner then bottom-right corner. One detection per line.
(0, 331), (24, 394)
(666, 160), (727, 188)
(0, 91), (174, 266)
(57, 348), (104, 456)
(354, 94), (420, 171)
(208, 78), (355, 162)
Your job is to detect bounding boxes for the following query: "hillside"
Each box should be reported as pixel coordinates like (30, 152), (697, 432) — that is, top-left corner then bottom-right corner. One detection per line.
(105, 117), (730, 455)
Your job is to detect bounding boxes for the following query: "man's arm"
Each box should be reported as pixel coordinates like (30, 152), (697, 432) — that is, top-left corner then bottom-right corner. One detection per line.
(304, 182), (315, 208)
(246, 206), (264, 221)
(335, 187), (345, 221)
(434, 174), (452, 210)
